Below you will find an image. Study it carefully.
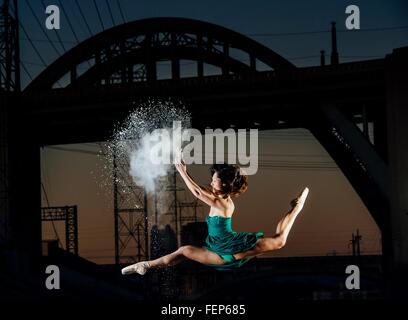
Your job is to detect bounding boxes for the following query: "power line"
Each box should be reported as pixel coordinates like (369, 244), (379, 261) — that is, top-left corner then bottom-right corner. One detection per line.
(248, 30), (329, 37)
(259, 165), (338, 171)
(74, 0), (93, 37)
(47, 145), (333, 161)
(18, 27), (65, 88)
(55, 0), (92, 68)
(247, 25), (408, 37)
(46, 146), (337, 163)
(250, 153), (330, 158)
(47, 145), (101, 156)
(19, 2), (95, 42)
(116, 0), (126, 24)
(93, 0), (105, 31)
(21, 60), (47, 67)
(56, 0), (80, 44)
(18, 22), (48, 67)
(83, 255), (114, 260)
(46, 145), (340, 171)
(105, 0), (116, 26)
(341, 55), (383, 59)
(338, 25), (408, 33)
(20, 36), (76, 44)
(21, 59), (89, 71)
(20, 62), (33, 81)
(17, 25), (405, 48)
(80, 248), (115, 253)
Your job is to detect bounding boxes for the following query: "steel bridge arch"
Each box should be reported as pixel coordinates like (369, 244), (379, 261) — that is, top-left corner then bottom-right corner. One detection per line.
(22, 17), (389, 235)
(25, 17), (295, 91)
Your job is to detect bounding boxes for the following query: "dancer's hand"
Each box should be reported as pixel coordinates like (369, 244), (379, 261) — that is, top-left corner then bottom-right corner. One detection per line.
(175, 160), (186, 174)
(174, 149), (187, 174)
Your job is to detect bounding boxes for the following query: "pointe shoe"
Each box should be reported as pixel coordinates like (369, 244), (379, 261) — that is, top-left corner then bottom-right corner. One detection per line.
(121, 261), (151, 275)
(300, 187), (309, 200)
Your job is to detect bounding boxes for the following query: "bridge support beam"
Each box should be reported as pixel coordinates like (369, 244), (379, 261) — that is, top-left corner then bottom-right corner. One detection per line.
(308, 105), (389, 231)
(320, 104), (389, 200)
(171, 32), (180, 80)
(373, 103), (389, 163)
(385, 47), (408, 298)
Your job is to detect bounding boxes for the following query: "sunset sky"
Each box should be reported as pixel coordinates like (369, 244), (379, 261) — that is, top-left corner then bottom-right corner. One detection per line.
(40, 128), (382, 264)
(20, 1), (408, 264)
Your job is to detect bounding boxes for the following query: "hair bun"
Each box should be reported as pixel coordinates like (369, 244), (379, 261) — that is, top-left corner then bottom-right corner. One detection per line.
(231, 172), (248, 197)
(210, 163), (248, 198)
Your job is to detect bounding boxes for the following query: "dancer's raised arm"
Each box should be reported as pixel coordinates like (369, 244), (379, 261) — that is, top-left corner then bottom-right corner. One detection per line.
(175, 159), (218, 207)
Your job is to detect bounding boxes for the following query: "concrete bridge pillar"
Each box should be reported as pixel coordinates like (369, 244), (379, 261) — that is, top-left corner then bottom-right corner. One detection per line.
(385, 47), (408, 298)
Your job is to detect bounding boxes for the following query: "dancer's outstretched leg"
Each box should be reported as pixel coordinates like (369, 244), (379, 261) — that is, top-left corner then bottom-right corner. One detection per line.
(121, 250), (181, 275)
(121, 245), (224, 275)
(234, 187), (309, 260)
(276, 187), (309, 236)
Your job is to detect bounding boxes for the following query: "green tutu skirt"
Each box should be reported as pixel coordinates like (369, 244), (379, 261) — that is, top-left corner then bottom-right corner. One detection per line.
(202, 215), (264, 271)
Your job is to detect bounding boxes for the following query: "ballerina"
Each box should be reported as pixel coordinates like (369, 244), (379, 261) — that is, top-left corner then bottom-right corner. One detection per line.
(121, 157), (309, 275)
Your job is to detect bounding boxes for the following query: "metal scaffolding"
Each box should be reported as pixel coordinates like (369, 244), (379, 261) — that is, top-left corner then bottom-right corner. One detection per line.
(113, 151), (148, 265)
(41, 206), (78, 256)
(0, 0), (20, 92)
(162, 169), (184, 247)
(161, 168), (204, 247)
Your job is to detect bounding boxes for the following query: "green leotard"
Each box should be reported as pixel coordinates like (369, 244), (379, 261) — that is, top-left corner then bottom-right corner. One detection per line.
(202, 215), (264, 271)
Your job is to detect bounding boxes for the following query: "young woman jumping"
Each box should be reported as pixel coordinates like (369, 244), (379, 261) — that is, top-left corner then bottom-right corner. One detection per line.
(121, 160), (309, 275)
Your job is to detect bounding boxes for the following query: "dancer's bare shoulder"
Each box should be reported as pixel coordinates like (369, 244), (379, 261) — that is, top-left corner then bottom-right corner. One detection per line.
(209, 196), (235, 217)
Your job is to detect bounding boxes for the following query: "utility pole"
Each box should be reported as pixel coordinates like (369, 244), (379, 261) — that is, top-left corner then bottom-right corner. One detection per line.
(330, 21), (339, 66)
(350, 229), (362, 257)
(350, 233), (356, 256)
(320, 50), (325, 66)
(355, 229), (362, 256)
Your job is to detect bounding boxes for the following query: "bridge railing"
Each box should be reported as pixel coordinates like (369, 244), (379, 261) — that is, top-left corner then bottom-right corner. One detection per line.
(22, 58), (386, 107)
